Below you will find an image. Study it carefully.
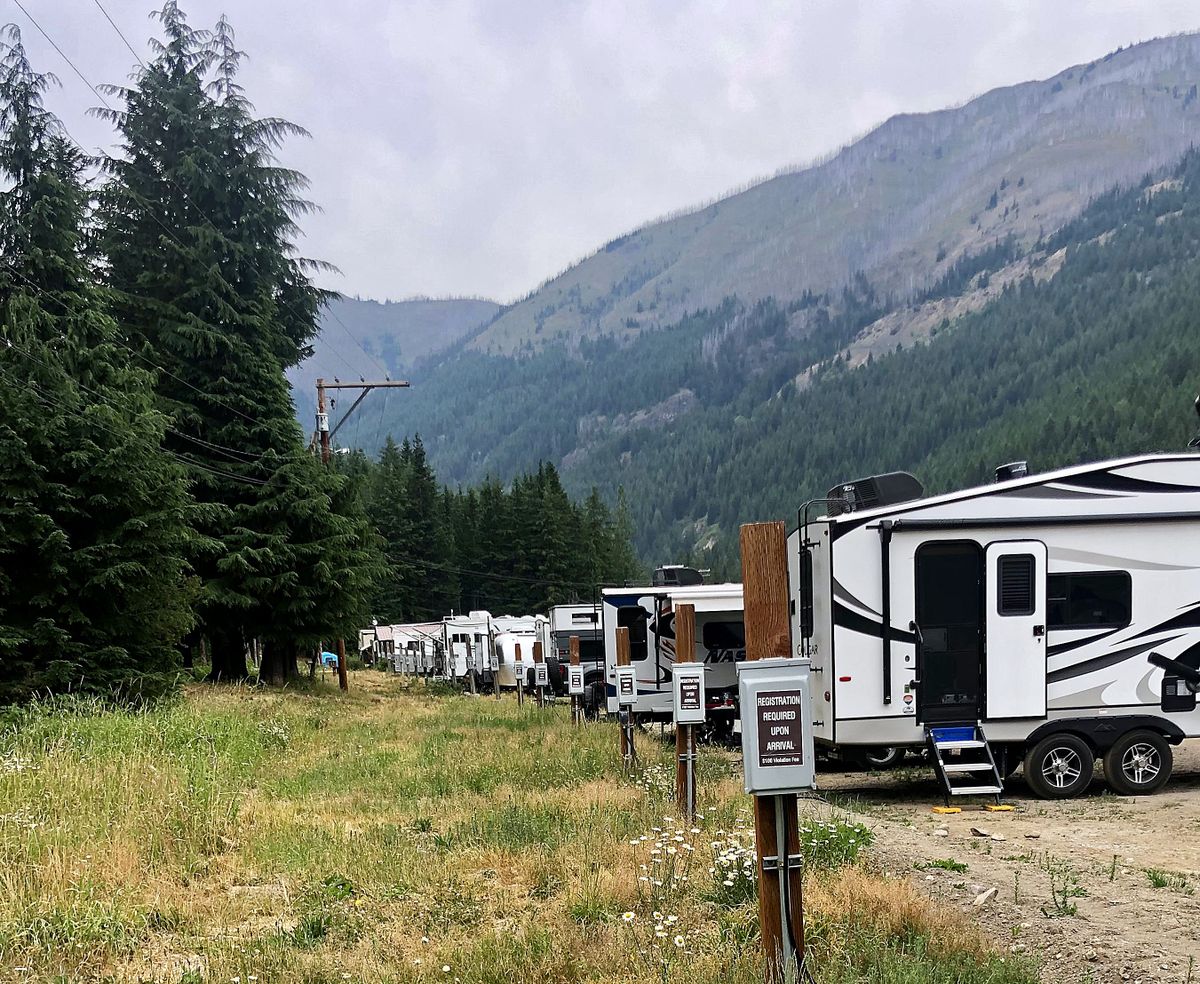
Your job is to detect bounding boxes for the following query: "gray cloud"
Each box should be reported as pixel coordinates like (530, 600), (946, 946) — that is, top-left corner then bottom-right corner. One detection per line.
(25, 0), (1200, 303)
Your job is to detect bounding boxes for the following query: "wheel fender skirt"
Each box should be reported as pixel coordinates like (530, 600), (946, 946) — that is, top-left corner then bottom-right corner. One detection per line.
(1025, 716), (1187, 752)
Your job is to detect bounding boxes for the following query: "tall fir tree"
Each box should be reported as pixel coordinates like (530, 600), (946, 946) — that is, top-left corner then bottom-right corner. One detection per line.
(0, 29), (194, 702)
(97, 4), (379, 680)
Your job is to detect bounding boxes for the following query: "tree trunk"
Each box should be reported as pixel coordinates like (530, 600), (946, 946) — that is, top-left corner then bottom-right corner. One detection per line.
(207, 625), (249, 682)
(259, 638), (302, 687)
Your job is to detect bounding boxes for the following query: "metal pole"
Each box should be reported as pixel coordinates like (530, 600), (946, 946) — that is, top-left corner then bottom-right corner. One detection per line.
(740, 521), (804, 982)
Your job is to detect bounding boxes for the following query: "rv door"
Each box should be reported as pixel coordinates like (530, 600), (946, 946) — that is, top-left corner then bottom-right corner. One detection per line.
(984, 541), (1047, 719)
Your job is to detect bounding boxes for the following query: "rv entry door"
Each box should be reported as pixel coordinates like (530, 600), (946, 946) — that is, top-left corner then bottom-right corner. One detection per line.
(984, 541), (1047, 719)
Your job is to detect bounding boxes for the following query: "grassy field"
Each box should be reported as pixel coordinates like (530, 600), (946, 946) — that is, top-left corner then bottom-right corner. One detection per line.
(0, 673), (1035, 983)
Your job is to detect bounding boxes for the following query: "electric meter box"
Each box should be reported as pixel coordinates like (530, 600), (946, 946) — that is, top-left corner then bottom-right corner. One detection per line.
(534, 663), (549, 687)
(512, 660), (526, 684)
(616, 665), (637, 707)
(489, 649), (498, 672)
(567, 665), (585, 695)
(672, 663), (707, 725)
(736, 657), (816, 795)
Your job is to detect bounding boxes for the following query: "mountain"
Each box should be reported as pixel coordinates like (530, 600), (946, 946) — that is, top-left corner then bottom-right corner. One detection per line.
(288, 295), (498, 424)
(470, 34), (1200, 355)
(333, 34), (1200, 571)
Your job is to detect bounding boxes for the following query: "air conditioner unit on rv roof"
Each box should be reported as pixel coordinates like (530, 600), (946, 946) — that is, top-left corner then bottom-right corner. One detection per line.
(825, 472), (924, 516)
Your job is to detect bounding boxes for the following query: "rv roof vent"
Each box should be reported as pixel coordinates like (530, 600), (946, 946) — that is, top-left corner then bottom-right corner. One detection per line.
(825, 472), (924, 516)
(995, 461), (1029, 483)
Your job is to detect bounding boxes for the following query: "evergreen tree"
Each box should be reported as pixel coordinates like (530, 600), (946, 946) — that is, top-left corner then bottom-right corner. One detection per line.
(97, 4), (378, 680)
(0, 29), (193, 702)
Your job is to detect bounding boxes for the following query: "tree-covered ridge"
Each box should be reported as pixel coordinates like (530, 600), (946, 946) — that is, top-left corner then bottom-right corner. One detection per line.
(345, 437), (642, 622)
(380, 144), (1200, 576)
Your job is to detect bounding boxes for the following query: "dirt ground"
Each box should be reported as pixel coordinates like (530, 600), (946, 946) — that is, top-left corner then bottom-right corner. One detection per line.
(815, 741), (1200, 983)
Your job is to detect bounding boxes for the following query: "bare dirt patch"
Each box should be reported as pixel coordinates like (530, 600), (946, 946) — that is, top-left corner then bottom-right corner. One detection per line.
(816, 742), (1200, 983)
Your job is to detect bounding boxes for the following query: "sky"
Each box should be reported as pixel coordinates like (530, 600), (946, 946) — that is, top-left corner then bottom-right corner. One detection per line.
(18, 0), (1200, 304)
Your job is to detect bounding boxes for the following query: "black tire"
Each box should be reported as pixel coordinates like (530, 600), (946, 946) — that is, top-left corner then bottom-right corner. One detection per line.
(854, 746), (906, 770)
(1023, 733), (1094, 799)
(582, 680), (605, 720)
(1103, 730), (1172, 796)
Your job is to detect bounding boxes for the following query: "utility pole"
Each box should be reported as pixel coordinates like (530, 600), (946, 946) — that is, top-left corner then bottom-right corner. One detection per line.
(740, 521), (804, 981)
(315, 377), (412, 465)
(314, 376), (411, 693)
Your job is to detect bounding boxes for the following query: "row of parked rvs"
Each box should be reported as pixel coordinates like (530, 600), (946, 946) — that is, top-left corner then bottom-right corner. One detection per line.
(363, 452), (1200, 801)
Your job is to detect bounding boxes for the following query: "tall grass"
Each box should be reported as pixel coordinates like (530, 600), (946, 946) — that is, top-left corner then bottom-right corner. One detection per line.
(0, 676), (1037, 982)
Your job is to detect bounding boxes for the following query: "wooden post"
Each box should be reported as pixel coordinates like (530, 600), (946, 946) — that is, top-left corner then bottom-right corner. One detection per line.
(533, 640), (545, 707)
(674, 602), (697, 820)
(616, 626), (634, 766)
(569, 635), (581, 724)
(740, 521), (804, 981)
(515, 642), (524, 706)
(336, 637), (349, 692)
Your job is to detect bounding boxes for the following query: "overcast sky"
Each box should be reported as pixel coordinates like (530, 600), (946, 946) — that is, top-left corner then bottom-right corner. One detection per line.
(20, 1), (1200, 303)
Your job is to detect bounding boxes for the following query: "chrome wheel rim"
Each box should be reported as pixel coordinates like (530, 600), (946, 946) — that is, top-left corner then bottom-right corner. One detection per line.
(1120, 742), (1160, 786)
(1042, 746), (1083, 789)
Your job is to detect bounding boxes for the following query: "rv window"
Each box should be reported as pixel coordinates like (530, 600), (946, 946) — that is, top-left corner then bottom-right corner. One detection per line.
(1048, 572), (1132, 629)
(616, 606), (649, 661)
(702, 620), (746, 661)
(578, 639), (604, 663)
(799, 547), (814, 639)
(997, 554), (1036, 616)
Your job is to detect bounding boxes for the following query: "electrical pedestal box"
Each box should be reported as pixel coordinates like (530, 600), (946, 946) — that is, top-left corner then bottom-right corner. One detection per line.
(672, 663), (707, 725)
(534, 663), (549, 688)
(567, 665), (585, 696)
(736, 657), (816, 795)
(616, 665), (637, 707)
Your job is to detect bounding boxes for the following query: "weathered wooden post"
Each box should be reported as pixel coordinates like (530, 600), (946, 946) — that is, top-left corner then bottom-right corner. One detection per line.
(615, 626), (637, 767)
(740, 521), (805, 982)
(532, 640), (547, 707)
(673, 603), (704, 820)
(515, 642), (524, 706)
(567, 635), (584, 724)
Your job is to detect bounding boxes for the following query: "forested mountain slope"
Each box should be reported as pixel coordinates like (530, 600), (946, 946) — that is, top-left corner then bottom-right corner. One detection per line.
(471, 33), (1200, 355)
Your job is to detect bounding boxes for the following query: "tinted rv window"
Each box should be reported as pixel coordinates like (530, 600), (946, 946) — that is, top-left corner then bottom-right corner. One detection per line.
(1048, 572), (1132, 629)
(997, 554), (1036, 616)
(799, 547), (814, 639)
(702, 620), (746, 662)
(616, 606), (649, 661)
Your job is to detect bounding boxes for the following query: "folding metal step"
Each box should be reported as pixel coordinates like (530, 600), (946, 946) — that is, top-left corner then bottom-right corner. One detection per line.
(926, 722), (1005, 806)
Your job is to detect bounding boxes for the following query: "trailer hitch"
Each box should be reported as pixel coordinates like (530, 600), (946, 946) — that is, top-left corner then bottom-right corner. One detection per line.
(1148, 651), (1200, 693)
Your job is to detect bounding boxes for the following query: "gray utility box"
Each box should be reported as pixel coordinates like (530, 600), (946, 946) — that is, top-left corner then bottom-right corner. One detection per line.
(567, 664), (585, 695)
(534, 663), (549, 687)
(736, 657), (816, 795)
(616, 665), (637, 707)
(672, 663), (707, 725)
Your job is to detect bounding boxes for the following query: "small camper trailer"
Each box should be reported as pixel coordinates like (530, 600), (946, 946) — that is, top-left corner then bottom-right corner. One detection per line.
(791, 453), (1200, 800)
(602, 583), (745, 731)
(442, 611), (496, 689)
(491, 614), (541, 689)
(550, 603), (604, 708)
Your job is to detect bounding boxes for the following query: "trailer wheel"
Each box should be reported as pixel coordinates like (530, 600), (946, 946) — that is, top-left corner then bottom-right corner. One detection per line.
(583, 680), (604, 720)
(1103, 730), (1172, 796)
(852, 746), (905, 770)
(1023, 734), (1094, 799)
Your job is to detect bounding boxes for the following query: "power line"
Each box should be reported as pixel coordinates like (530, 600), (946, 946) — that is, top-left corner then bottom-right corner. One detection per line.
(25, 0), (390, 381)
(1, 259), (267, 430)
(90, 0), (144, 67)
(394, 554), (599, 591)
(0, 360), (273, 488)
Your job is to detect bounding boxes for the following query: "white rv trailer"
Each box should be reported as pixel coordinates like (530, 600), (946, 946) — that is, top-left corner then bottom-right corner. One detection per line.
(550, 603), (603, 704)
(791, 453), (1200, 800)
(602, 583), (745, 730)
(442, 611), (496, 687)
(487, 614), (546, 689)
